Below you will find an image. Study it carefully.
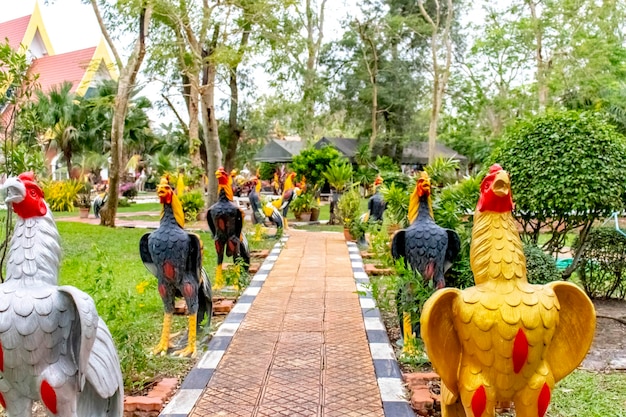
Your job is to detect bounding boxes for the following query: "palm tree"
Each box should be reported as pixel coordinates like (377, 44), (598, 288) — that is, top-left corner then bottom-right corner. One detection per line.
(35, 82), (83, 175)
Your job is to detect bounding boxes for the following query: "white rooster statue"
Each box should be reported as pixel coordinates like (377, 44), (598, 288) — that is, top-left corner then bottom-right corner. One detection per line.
(0, 172), (124, 416)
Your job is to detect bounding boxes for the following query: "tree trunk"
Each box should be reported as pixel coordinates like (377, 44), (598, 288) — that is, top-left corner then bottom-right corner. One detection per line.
(224, 26), (250, 171)
(527, 0), (548, 109)
(201, 59), (222, 207)
(99, 5), (152, 226)
(419, 0), (454, 164)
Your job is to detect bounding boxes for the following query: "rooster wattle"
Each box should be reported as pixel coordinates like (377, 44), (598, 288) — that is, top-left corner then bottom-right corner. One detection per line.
(0, 172), (124, 417)
(420, 164), (596, 417)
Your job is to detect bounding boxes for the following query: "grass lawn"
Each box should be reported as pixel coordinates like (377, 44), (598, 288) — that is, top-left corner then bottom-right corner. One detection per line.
(0, 219), (275, 393)
(550, 370), (626, 416)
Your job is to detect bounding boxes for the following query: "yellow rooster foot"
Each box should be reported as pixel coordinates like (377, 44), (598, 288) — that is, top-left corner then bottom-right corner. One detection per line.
(173, 345), (197, 358)
(152, 341), (170, 356)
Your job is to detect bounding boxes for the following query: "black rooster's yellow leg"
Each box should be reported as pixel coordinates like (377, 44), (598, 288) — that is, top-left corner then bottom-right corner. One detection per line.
(213, 264), (224, 290)
(402, 312), (418, 354)
(153, 313), (173, 356)
(174, 313), (197, 358)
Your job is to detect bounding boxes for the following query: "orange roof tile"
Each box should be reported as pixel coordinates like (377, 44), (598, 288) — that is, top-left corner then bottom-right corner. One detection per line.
(29, 47), (97, 93)
(0, 15), (31, 50)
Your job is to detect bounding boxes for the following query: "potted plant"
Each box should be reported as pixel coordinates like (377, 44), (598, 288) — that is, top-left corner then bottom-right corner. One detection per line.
(337, 188), (362, 241)
(75, 182), (92, 218)
(291, 192), (315, 222)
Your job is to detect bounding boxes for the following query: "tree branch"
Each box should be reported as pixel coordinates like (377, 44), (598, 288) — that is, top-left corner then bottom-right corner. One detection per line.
(90, 0), (123, 70)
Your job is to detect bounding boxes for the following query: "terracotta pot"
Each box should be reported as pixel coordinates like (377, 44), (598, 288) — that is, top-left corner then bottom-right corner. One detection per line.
(310, 207), (320, 222)
(343, 228), (354, 241)
(79, 207), (90, 219)
(196, 209), (208, 221)
(300, 212), (312, 222)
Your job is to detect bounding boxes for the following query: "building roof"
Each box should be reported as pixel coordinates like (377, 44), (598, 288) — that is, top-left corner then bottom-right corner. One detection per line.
(0, 15), (32, 50)
(30, 47), (98, 93)
(402, 141), (468, 165)
(314, 137), (359, 158)
(254, 139), (305, 163)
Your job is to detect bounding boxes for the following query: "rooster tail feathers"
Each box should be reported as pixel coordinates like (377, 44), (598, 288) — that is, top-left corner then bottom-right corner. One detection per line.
(197, 268), (213, 331)
(79, 319), (124, 416)
(391, 230), (407, 261)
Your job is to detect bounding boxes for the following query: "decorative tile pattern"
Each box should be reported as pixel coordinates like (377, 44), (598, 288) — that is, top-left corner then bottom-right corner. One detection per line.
(159, 239), (284, 417)
(345, 241), (414, 417)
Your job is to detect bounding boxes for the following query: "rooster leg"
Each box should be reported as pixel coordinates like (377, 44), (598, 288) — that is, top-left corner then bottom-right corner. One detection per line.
(459, 383), (497, 417)
(0, 388), (34, 417)
(153, 313), (174, 356)
(402, 312), (418, 354)
(173, 313), (197, 358)
(213, 241), (225, 290)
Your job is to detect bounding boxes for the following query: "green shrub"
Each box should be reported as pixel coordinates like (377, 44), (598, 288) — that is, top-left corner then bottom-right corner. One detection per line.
(381, 183), (409, 227)
(291, 146), (346, 188)
(491, 110), (626, 278)
(523, 243), (561, 285)
(258, 162), (279, 181)
(179, 191), (205, 222)
(573, 227), (626, 299)
(323, 162), (353, 192)
(41, 179), (83, 212)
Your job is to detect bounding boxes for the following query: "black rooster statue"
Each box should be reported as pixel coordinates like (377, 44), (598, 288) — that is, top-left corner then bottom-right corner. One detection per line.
(207, 167), (250, 290)
(0, 172), (124, 416)
(363, 175), (386, 224)
(139, 176), (213, 358)
(391, 172), (460, 351)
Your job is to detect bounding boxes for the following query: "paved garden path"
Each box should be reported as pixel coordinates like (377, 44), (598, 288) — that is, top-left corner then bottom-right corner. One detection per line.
(160, 231), (414, 417)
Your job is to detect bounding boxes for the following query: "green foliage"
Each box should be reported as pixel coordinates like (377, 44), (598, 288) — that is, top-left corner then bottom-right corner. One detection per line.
(258, 162), (279, 181)
(0, 143), (46, 177)
(74, 182), (93, 209)
(492, 111), (626, 265)
(374, 155), (399, 172)
(424, 157), (460, 188)
(291, 146), (346, 188)
(289, 192), (316, 214)
(323, 162), (353, 191)
(179, 191), (205, 222)
(381, 183), (409, 227)
(379, 171), (413, 191)
(41, 180), (84, 212)
(337, 187), (366, 239)
(523, 243), (561, 285)
(574, 227), (626, 299)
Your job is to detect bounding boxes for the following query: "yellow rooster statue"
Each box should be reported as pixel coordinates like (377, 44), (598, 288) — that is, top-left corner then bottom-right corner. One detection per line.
(420, 164), (596, 417)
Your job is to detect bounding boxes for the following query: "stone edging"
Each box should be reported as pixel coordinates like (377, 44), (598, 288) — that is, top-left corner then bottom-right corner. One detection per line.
(158, 236), (289, 417)
(346, 241), (415, 417)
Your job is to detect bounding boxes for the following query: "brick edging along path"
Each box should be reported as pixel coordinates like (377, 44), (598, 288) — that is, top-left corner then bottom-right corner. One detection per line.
(160, 231), (414, 417)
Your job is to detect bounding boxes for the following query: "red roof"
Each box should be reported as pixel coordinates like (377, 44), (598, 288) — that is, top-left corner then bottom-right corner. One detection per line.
(0, 15), (31, 50)
(29, 47), (97, 93)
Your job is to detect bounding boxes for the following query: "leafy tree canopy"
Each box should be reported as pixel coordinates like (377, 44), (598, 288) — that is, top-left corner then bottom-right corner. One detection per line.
(492, 110), (626, 276)
(290, 146), (346, 189)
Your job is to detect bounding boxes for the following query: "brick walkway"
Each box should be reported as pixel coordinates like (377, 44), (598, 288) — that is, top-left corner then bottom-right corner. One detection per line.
(160, 231), (414, 417)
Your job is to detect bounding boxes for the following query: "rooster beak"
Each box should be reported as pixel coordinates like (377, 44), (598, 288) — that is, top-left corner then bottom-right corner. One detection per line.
(2, 177), (26, 205)
(492, 171), (510, 197)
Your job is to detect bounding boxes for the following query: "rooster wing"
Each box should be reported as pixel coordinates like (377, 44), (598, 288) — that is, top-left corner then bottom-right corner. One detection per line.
(420, 288), (463, 402)
(544, 281), (596, 382)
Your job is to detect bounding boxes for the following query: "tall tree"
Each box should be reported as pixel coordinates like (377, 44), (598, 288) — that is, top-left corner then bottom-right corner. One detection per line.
(418, 0), (454, 164)
(89, 0), (153, 226)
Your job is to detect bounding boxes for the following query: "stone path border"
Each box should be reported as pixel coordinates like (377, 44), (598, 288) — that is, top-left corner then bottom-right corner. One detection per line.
(159, 237), (288, 417)
(347, 241), (414, 417)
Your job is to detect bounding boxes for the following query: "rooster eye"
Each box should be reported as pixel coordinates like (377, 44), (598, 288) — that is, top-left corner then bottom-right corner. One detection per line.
(30, 190), (37, 197)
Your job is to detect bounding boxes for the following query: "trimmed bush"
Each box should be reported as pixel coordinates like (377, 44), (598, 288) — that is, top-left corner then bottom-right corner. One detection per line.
(574, 227), (626, 299)
(523, 243), (561, 285)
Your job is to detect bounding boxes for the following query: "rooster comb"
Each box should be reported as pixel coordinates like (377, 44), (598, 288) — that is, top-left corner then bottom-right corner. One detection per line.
(18, 172), (43, 196)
